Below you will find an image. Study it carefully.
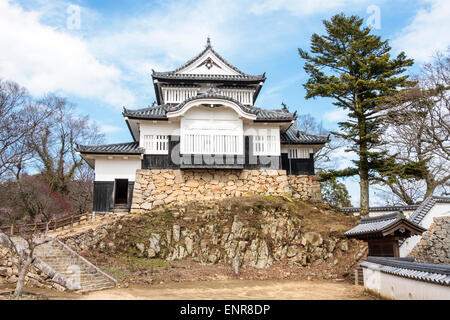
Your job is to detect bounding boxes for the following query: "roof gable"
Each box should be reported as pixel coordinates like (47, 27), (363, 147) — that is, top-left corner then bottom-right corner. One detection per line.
(176, 49), (242, 76)
(155, 38), (261, 78)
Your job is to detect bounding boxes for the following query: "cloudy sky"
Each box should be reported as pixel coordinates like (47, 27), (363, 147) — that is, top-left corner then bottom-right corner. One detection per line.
(1, 0), (449, 205)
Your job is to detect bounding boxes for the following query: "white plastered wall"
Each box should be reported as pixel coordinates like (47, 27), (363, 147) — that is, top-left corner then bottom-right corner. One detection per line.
(94, 157), (141, 182)
(362, 264), (450, 300)
(182, 106), (243, 131)
(139, 121), (180, 141)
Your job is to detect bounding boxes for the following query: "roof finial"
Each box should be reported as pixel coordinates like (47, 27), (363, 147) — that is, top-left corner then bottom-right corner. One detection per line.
(207, 36), (211, 47)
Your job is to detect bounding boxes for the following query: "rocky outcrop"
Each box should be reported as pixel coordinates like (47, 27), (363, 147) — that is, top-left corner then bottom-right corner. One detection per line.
(131, 169), (322, 212)
(59, 197), (359, 271)
(410, 217), (450, 265)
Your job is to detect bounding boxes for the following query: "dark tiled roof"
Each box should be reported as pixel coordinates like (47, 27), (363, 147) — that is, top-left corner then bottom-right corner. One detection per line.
(152, 41), (266, 82)
(76, 142), (144, 154)
(409, 196), (450, 225)
(123, 105), (169, 119)
(345, 212), (404, 237)
(280, 122), (329, 145)
(361, 257), (450, 286)
(152, 72), (266, 82)
(344, 212), (425, 238)
(340, 205), (419, 213)
(123, 95), (297, 122)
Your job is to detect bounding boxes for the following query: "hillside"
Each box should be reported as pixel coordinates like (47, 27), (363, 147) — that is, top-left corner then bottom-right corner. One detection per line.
(63, 196), (366, 285)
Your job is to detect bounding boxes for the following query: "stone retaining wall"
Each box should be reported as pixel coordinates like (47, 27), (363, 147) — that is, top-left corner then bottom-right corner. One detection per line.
(131, 169), (322, 212)
(410, 217), (450, 265)
(0, 246), (66, 291)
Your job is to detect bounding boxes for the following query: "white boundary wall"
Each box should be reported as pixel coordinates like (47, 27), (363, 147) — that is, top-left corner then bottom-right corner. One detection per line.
(362, 263), (450, 300)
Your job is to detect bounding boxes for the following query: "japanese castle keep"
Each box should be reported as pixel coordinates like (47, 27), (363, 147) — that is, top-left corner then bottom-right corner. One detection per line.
(77, 39), (329, 213)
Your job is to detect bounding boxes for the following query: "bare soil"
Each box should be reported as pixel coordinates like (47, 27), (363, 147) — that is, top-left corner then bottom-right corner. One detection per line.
(1, 280), (375, 300)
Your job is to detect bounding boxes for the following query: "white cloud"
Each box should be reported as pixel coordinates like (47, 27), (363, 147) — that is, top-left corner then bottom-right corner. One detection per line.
(99, 124), (124, 134)
(324, 109), (347, 122)
(393, 0), (450, 62)
(250, 0), (380, 16)
(0, 0), (134, 106)
(86, 0), (249, 78)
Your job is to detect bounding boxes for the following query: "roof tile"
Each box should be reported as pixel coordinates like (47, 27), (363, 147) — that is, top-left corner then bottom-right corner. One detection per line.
(361, 256), (450, 286)
(77, 142), (144, 154)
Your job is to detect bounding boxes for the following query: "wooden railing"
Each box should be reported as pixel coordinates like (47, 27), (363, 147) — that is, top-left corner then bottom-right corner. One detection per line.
(0, 212), (91, 236)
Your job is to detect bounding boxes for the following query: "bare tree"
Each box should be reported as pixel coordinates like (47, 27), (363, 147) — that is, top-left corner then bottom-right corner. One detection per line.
(296, 113), (346, 172)
(27, 95), (104, 195)
(0, 80), (49, 180)
(421, 51), (450, 164)
(68, 162), (95, 214)
(375, 50), (450, 203)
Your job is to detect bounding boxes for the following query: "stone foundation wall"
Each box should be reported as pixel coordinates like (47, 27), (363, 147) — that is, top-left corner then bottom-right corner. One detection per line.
(410, 217), (450, 265)
(131, 169), (322, 212)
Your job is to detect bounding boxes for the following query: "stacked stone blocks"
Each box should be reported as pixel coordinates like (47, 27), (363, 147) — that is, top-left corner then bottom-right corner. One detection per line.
(131, 169), (322, 212)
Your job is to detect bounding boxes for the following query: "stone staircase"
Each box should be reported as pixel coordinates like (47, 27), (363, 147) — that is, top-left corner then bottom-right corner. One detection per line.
(0, 233), (117, 292)
(113, 204), (129, 213)
(33, 239), (117, 292)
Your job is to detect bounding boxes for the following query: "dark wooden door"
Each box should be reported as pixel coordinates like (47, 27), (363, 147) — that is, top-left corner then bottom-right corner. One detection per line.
(114, 179), (129, 205)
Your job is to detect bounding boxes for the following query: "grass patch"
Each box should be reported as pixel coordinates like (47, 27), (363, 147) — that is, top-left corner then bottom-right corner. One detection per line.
(101, 267), (132, 280)
(118, 255), (167, 269)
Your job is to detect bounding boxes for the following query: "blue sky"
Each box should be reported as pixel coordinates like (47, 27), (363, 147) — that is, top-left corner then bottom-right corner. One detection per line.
(1, 0), (449, 205)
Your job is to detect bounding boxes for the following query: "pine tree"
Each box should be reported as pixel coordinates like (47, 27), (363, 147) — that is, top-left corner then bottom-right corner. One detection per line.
(321, 177), (352, 208)
(299, 13), (414, 215)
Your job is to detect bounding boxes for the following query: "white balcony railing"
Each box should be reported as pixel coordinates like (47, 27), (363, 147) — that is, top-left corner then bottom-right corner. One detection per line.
(163, 88), (199, 104)
(219, 89), (253, 105)
(143, 135), (169, 154)
(162, 87), (254, 106)
(181, 133), (243, 155)
(253, 135), (280, 156)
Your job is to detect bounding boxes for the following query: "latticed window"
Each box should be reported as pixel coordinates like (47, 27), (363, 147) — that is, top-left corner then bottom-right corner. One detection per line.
(288, 148), (312, 159)
(253, 135), (279, 156)
(143, 135), (169, 154)
(181, 133), (242, 154)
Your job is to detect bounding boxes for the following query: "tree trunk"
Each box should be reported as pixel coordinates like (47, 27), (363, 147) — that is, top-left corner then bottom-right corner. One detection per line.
(14, 256), (32, 298)
(360, 168), (370, 215)
(358, 109), (370, 216)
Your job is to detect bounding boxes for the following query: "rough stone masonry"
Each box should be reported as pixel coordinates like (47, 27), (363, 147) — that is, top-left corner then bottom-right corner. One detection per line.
(411, 216), (450, 265)
(131, 169), (322, 213)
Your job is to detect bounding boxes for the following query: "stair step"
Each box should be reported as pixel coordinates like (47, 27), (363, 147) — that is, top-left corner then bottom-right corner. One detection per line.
(29, 239), (117, 292)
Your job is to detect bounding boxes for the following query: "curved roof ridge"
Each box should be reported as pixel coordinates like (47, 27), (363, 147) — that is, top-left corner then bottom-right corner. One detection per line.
(123, 100), (298, 122)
